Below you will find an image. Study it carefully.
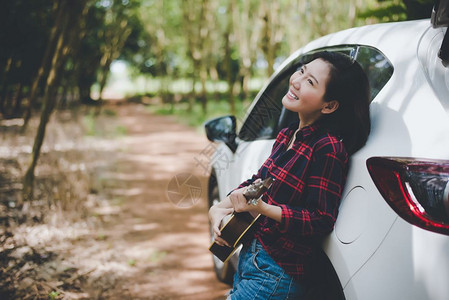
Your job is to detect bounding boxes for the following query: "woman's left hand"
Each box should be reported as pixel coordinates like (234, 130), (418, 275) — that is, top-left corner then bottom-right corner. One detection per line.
(229, 186), (263, 213)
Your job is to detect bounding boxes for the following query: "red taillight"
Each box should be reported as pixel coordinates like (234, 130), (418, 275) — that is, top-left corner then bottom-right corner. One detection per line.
(367, 157), (449, 235)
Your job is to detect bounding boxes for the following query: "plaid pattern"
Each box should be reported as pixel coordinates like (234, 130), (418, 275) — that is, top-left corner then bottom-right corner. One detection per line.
(236, 122), (348, 281)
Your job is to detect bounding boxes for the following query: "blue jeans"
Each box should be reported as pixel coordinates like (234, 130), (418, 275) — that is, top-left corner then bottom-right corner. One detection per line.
(227, 239), (307, 300)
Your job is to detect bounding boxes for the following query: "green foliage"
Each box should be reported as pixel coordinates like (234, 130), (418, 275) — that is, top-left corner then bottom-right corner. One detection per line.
(0, 0), (144, 116)
(0, 0), (435, 119)
(147, 96), (251, 129)
(102, 108), (117, 116)
(96, 233), (107, 240)
(149, 250), (167, 263)
(114, 125), (128, 137)
(48, 290), (59, 300)
(124, 0), (186, 78)
(82, 113), (97, 136)
(127, 258), (137, 266)
(360, 0), (433, 22)
(359, 2), (408, 22)
(0, 0), (53, 91)
(82, 110), (127, 137)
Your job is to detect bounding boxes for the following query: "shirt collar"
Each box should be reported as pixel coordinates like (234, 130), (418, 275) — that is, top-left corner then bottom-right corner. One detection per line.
(287, 121), (322, 140)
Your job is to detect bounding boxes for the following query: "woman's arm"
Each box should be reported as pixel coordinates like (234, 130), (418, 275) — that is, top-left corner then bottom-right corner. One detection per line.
(210, 127), (288, 243)
(230, 190), (282, 222)
(209, 200), (233, 247)
(277, 149), (347, 237)
(210, 183), (278, 246)
(233, 147), (347, 237)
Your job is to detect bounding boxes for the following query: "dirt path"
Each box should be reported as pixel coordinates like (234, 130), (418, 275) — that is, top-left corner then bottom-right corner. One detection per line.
(89, 103), (230, 299)
(0, 103), (230, 299)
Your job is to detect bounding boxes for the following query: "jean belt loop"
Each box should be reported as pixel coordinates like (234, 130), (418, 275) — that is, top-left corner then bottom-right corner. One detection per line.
(251, 238), (257, 253)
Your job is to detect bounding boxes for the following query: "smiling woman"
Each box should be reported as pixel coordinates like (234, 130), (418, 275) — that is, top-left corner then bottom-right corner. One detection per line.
(282, 59), (334, 129)
(208, 51), (371, 299)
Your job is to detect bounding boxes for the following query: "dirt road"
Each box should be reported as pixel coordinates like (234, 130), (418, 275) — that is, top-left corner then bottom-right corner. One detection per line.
(1, 102), (231, 299)
(90, 103), (230, 299)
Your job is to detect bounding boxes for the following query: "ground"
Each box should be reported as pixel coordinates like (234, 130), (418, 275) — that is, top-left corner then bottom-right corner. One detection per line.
(0, 103), (230, 299)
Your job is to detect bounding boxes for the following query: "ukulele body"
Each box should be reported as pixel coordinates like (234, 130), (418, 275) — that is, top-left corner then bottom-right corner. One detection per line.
(209, 212), (260, 262)
(209, 177), (273, 262)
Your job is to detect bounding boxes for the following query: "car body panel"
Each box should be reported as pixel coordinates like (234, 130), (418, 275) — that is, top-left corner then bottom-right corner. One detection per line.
(214, 140), (273, 202)
(344, 218), (449, 299)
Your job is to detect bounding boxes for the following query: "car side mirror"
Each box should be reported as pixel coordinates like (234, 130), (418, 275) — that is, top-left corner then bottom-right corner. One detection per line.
(204, 116), (238, 153)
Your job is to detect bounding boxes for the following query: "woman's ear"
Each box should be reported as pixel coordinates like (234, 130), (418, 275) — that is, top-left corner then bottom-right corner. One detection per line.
(321, 100), (339, 114)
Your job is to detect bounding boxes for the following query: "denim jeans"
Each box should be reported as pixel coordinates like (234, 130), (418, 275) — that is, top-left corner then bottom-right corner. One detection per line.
(227, 239), (307, 300)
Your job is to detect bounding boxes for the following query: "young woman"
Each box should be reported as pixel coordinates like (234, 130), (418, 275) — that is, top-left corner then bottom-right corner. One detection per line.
(209, 51), (371, 299)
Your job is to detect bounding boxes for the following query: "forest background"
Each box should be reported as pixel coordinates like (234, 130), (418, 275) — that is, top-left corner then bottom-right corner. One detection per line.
(0, 0), (435, 298)
(0, 0), (434, 196)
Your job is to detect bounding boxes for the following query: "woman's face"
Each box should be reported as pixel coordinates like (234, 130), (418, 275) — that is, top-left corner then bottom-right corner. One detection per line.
(282, 58), (332, 126)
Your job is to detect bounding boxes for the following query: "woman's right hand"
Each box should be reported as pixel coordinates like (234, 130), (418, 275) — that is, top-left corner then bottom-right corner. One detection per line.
(209, 203), (234, 247)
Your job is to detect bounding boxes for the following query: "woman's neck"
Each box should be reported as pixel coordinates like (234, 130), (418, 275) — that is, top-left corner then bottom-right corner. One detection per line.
(298, 114), (320, 130)
(298, 120), (313, 130)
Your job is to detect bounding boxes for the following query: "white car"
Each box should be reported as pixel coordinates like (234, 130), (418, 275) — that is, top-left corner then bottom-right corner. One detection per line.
(204, 3), (449, 300)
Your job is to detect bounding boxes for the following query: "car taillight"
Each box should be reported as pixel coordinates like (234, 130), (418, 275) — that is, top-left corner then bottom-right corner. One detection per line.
(367, 157), (449, 235)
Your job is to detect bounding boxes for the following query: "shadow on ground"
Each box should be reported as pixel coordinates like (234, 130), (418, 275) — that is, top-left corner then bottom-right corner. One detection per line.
(0, 103), (230, 299)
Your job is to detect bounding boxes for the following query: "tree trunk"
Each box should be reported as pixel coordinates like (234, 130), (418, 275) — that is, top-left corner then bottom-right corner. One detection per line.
(233, 0), (263, 102)
(209, 65), (220, 102)
(22, 1), (62, 131)
(187, 76), (196, 113)
(259, 2), (283, 77)
(181, 0), (216, 115)
(199, 68), (207, 115)
(11, 82), (24, 118)
(96, 65), (109, 109)
(0, 57), (13, 116)
(3, 78), (22, 118)
(97, 17), (132, 104)
(95, 61), (111, 114)
(240, 71), (250, 101)
(23, 30), (65, 200)
(23, 0), (87, 200)
(224, 0), (236, 116)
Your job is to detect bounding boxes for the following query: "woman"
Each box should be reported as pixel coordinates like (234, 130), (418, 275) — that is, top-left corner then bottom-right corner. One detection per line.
(209, 51), (371, 299)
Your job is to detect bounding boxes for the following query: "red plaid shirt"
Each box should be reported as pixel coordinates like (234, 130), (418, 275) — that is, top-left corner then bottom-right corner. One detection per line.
(236, 122), (348, 282)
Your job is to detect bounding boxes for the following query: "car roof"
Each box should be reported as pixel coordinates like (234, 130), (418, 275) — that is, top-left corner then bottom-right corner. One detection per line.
(280, 19), (431, 72)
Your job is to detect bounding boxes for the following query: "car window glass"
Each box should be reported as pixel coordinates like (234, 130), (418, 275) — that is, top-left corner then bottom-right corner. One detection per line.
(238, 64), (296, 142)
(239, 45), (394, 141)
(354, 47), (394, 99)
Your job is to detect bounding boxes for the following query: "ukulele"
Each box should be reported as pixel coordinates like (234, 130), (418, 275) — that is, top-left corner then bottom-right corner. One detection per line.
(209, 177), (274, 263)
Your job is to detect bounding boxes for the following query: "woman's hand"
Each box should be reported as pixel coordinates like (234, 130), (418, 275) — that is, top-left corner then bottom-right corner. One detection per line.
(229, 179), (282, 222)
(209, 203), (234, 247)
(229, 186), (251, 212)
(229, 179), (263, 213)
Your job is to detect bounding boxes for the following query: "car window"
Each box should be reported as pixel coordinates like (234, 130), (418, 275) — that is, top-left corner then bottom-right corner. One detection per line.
(238, 45), (394, 141)
(238, 64), (296, 142)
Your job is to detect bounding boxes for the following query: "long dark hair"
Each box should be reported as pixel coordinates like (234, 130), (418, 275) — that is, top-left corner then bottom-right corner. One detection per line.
(311, 51), (371, 155)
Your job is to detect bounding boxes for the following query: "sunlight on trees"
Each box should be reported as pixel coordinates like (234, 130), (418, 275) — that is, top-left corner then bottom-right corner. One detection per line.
(0, 0), (434, 199)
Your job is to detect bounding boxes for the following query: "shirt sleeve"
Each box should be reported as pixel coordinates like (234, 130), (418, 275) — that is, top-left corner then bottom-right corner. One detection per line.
(277, 148), (347, 237)
(228, 128), (287, 194)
